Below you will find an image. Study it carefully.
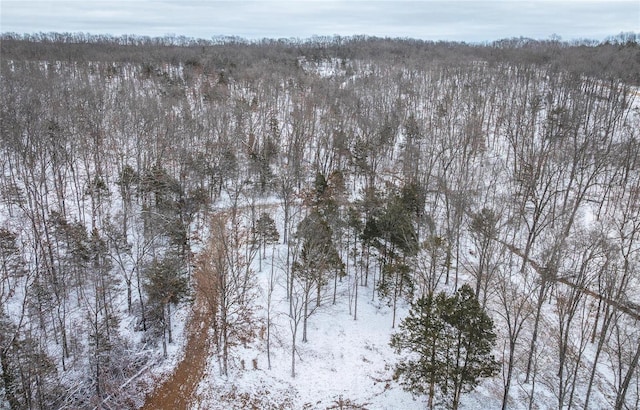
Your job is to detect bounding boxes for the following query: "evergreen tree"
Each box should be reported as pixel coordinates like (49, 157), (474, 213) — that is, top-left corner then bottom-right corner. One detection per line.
(391, 284), (499, 409)
(254, 212), (279, 262)
(364, 188), (419, 265)
(144, 256), (189, 356)
(293, 210), (344, 342)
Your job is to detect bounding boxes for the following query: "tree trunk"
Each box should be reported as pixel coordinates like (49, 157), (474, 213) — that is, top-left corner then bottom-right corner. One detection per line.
(615, 338), (640, 410)
(354, 267), (359, 321)
(136, 267), (147, 331)
(391, 269), (400, 328)
(525, 278), (547, 383)
(221, 319), (229, 376)
(585, 306), (614, 406)
(126, 279), (132, 314)
(502, 339), (516, 410)
(167, 303), (172, 344)
(291, 328), (297, 378)
(302, 291), (309, 343)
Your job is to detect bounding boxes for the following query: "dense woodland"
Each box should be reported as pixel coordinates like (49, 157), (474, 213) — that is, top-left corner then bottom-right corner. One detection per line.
(1, 33), (640, 409)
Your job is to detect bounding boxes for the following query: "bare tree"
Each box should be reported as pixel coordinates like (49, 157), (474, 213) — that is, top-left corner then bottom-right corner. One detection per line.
(196, 213), (259, 376)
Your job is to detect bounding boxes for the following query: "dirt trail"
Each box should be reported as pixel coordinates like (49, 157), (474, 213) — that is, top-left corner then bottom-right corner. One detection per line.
(142, 270), (211, 410)
(141, 203), (280, 409)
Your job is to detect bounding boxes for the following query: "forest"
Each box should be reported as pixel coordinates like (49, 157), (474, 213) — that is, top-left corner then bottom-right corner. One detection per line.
(1, 32), (640, 409)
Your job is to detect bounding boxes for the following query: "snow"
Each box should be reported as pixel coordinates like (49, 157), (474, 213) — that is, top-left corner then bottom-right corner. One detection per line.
(195, 244), (421, 409)
(191, 227), (504, 409)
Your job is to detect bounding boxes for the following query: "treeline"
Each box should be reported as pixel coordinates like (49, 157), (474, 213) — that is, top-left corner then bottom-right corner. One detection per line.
(0, 33), (639, 409)
(1, 31), (639, 84)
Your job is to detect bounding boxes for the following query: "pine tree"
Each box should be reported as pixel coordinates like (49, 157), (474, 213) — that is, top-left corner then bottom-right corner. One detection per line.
(254, 212), (279, 264)
(443, 284), (500, 409)
(144, 256), (189, 356)
(390, 291), (446, 408)
(391, 284), (499, 409)
(293, 210), (344, 342)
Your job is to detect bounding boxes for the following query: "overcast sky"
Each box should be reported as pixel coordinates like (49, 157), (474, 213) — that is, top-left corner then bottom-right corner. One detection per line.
(1, 0), (638, 43)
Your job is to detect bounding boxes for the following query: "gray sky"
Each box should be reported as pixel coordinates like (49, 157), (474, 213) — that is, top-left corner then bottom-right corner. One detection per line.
(1, 0), (638, 42)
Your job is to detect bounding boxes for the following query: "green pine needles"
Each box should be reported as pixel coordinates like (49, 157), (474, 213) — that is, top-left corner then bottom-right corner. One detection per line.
(390, 284), (499, 409)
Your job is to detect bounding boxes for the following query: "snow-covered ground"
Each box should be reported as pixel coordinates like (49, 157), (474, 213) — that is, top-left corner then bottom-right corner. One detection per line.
(195, 246), (420, 409)
(189, 230), (503, 409)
